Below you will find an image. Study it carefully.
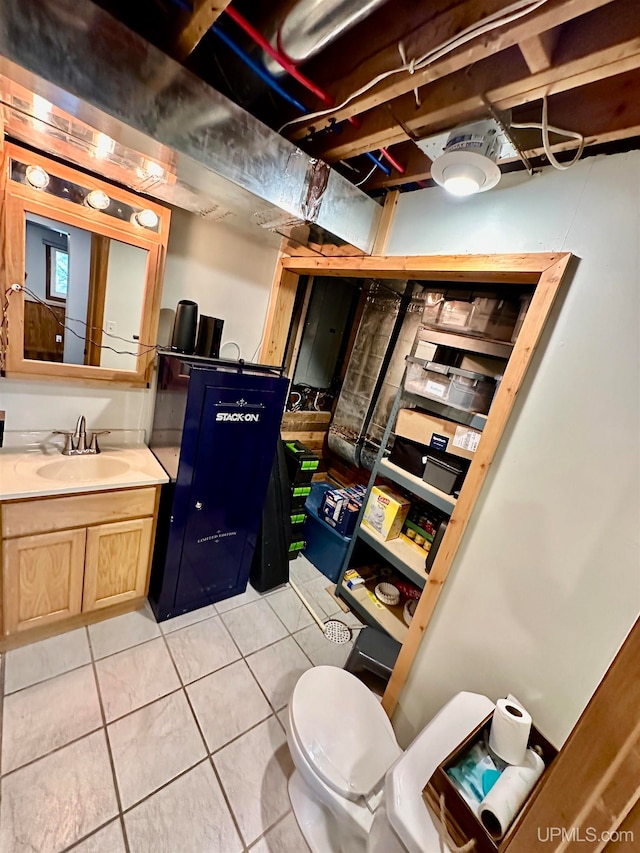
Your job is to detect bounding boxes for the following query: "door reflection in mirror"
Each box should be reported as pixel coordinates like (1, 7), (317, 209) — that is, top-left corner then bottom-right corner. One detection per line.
(23, 213), (148, 371)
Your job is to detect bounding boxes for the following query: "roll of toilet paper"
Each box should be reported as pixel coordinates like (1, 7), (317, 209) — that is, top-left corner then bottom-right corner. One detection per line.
(478, 749), (545, 839)
(489, 699), (532, 765)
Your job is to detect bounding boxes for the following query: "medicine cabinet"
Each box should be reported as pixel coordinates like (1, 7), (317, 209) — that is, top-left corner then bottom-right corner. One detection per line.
(0, 142), (171, 385)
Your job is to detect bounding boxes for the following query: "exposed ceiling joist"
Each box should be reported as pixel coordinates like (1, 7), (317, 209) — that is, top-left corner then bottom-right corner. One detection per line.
(314, 2), (640, 162)
(175, 0), (233, 60)
(519, 28), (561, 73)
(288, 0), (617, 141)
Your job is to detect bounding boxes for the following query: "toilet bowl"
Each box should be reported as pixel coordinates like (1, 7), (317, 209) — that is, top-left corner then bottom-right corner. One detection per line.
(286, 666), (496, 853)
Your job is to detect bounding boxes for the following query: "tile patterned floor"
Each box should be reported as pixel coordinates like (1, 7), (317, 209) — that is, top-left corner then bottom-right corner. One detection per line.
(0, 556), (363, 853)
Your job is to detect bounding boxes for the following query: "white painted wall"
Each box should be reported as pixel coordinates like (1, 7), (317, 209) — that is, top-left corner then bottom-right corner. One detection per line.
(387, 151), (640, 749)
(100, 240), (149, 371)
(1, 211), (280, 438)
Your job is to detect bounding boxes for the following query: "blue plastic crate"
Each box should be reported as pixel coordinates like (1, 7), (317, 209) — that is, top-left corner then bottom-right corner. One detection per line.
(303, 482), (352, 583)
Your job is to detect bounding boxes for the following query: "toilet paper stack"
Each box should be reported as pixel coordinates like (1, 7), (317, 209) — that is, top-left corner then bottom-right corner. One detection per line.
(477, 698), (545, 839)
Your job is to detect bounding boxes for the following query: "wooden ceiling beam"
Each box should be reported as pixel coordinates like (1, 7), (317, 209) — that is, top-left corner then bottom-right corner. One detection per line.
(174, 0), (233, 60)
(519, 27), (562, 73)
(288, 0), (616, 141)
(314, 2), (640, 161)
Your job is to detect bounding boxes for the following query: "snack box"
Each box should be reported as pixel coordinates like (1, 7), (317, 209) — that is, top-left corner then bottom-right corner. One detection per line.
(320, 487), (362, 537)
(361, 486), (410, 541)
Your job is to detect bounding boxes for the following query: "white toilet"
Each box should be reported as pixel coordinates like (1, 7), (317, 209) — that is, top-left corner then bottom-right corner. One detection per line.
(286, 666), (495, 853)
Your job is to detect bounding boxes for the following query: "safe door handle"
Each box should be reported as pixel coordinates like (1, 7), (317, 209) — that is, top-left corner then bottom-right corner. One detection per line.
(195, 501), (203, 510)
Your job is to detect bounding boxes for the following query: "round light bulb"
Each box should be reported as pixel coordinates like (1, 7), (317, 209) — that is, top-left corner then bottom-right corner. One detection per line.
(442, 163), (485, 196)
(134, 208), (159, 229)
(86, 189), (110, 210)
(443, 175), (481, 196)
(25, 165), (50, 189)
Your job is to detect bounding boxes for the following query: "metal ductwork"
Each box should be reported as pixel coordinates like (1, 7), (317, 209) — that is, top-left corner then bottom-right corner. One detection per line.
(263, 0), (389, 76)
(0, 0), (381, 252)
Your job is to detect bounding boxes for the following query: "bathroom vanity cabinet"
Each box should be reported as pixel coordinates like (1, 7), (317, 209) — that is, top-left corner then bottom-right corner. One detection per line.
(0, 485), (160, 645)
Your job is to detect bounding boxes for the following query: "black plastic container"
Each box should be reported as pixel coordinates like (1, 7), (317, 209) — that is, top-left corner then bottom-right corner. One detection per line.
(423, 452), (466, 495)
(171, 300), (198, 353)
(389, 435), (428, 478)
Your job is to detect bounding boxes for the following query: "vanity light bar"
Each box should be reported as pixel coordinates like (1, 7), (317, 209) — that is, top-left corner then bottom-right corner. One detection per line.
(25, 165), (49, 189)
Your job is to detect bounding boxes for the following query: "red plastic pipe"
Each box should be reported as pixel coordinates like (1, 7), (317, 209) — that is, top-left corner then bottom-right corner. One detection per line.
(379, 147), (406, 174)
(225, 7), (333, 106)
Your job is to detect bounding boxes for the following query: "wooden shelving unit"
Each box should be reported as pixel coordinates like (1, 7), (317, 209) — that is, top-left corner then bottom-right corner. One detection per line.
(340, 581), (408, 644)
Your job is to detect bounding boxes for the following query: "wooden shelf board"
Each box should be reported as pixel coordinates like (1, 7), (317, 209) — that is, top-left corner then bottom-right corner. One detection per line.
(357, 525), (428, 589)
(378, 458), (457, 514)
(418, 327), (514, 358)
(340, 581), (408, 644)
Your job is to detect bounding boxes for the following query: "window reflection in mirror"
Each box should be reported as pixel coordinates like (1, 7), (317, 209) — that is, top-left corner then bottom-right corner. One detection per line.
(24, 213), (149, 372)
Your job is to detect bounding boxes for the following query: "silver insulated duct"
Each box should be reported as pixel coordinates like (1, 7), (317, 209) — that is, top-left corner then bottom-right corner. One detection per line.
(0, 0), (381, 252)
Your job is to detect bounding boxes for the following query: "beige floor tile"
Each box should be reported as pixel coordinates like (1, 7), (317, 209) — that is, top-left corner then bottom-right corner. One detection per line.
(214, 583), (261, 613)
(266, 587), (314, 633)
(220, 600), (288, 656)
(290, 557), (323, 585)
(0, 731), (117, 853)
(2, 664), (102, 774)
(159, 604), (216, 634)
(95, 638), (180, 722)
(213, 716), (294, 846)
(4, 627), (90, 694)
(125, 761), (242, 853)
(250, 812), (311, 853)
(187, 660), (271, 753)
(293, 625), (354, 668)
(165, 616), (240, 684)
(246, 637), (311, 712)
(108, 691), (206, 809)
(88, 604), (160, 659)
(300, 576), (339, 619)
(71, 820), (126, 853)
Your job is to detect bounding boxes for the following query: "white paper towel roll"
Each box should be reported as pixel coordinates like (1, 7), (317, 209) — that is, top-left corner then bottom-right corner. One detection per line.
(478, 749), (545, 838)
(489, 698), (532, 765)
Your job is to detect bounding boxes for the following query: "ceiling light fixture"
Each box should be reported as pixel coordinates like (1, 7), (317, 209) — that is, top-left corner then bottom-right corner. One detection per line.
(86, 189), (111, 210)
(25, 165), (50, 189)
(431, 121), (502, 197)
(133, 208), (159, 229)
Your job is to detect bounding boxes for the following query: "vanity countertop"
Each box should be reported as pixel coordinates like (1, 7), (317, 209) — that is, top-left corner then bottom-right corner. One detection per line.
(0, 446), (169, 501)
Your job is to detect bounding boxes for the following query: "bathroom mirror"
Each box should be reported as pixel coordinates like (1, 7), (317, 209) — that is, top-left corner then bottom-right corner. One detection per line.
(2, 143), (170, 385)
(24, 213), (149, 371)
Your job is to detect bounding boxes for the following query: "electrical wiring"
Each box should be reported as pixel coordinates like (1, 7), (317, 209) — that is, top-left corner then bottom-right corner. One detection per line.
(510, 94), (585, 171)
(7, 285), (160, 358)
(278, 0), (550, 135)
(355, 163), (378, 187)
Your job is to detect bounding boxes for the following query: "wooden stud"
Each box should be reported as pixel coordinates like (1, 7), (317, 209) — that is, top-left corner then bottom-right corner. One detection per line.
(259, 259), (300, 366)
(382, 253), (573, 716)
(372, 191), (400, 256)
(519, 28), (561, 73)
(174, 0), (234, 60)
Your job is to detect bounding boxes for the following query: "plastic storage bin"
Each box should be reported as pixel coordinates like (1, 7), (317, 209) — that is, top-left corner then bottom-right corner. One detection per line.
(303, 482), (352, 583)
(405, 361), (496, 414)
(423, 453), (466, 495)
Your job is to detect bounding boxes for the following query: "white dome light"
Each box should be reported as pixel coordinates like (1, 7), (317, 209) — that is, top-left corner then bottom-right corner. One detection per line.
(86, 189), (111, 210)
(25, 165), (50, 189)
(431, 122), (502, 197)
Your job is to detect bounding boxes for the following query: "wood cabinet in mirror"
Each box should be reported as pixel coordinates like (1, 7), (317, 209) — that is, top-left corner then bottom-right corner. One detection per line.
(1, 142), (170, 385)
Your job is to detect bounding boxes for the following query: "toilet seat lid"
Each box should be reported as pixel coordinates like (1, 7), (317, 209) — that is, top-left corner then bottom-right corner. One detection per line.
(290, 666), (401, 798)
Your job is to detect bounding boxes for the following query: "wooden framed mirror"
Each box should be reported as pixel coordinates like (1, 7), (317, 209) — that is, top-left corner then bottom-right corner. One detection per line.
(1, 143), (170, 385)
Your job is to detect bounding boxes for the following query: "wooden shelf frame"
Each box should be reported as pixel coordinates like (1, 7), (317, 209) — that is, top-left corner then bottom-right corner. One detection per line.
(262, 252), (573, 717)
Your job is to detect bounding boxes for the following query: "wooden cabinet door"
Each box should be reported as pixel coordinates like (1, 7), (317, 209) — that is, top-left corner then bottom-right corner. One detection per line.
(83, 518), (153, 611)
(3, 529), (86, 635)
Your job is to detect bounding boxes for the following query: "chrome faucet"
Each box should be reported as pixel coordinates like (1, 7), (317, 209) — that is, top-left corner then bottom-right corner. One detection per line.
(53, 415), (110, 456)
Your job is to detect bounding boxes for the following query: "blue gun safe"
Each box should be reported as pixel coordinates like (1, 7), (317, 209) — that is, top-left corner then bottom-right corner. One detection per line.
(148, 353), (288, 621)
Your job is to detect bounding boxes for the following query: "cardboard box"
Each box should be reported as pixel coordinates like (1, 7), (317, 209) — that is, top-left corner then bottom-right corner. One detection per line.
(320, 487), (361, 537)
(361, 486), (410, 541)
(396, 409), (481, 461)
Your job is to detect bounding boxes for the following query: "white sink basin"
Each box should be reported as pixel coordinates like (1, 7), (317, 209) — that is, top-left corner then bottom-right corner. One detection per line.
(36, 456), (130, 483)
